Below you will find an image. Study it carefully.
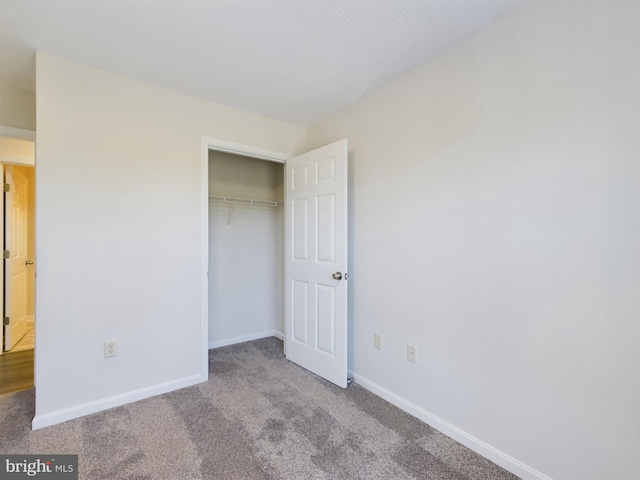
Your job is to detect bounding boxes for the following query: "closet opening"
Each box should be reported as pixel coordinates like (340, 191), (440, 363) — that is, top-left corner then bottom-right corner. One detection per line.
(202, 137), (348, 387)
(208, 150), (285, 350)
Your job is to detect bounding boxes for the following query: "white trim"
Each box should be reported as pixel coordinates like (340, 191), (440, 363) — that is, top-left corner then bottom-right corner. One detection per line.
(0, 155), (35, 167)
(273, 330), (284, 341)
(208, 330), (279, 349)
(350, 371), (554, 480)
(203, 137), (291, 163)
(0, 125), (36, 141)
(32, 373), (205, 430)
(200, 138), (210, 381)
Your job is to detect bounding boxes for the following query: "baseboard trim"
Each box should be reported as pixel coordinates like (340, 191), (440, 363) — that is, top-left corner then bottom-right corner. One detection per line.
(32, 373), (206, 430)
(273, 330), (284, 341)
(208, 330), (279, 350)
(350, 371), (553, 480)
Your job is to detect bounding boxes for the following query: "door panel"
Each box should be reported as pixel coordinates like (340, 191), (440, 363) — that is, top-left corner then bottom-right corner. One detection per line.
(316, 284), (335, 355)
(4, 165), (29, 351)
(292, 281), (309, 345)
(292, 199), (309, 261)
(285, 139), (348, 388)
(316, 194), (336, 263)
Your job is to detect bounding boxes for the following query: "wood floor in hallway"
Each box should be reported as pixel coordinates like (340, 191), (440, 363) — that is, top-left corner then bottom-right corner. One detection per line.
(0, 349), (34, 395)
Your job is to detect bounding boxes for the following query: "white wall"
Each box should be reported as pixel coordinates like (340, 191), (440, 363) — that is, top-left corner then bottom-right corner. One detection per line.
(307, 2), (639, 480)
(0, 85), (36, 131)
(208, 151), (284, 346)
(34, 52), (305, 427)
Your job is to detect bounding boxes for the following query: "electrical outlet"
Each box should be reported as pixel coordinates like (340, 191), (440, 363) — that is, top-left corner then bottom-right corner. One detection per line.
(407, 344), (416, 363)
(104, 340), (118, 358)
(374, 332), (382, 350)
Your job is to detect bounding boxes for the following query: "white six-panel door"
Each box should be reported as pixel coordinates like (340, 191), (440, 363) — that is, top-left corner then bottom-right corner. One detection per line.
(285, 140), (348, 388)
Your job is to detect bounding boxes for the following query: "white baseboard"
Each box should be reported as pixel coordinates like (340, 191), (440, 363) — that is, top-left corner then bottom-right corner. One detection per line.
(273, 330), (283, 341)
(208, 330), (279, 349)
(32, 373), (206, 430)
(350, 371), (553, 480)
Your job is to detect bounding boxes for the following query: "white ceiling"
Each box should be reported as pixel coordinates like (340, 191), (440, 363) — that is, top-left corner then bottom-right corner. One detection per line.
(0, 0), (523, 126)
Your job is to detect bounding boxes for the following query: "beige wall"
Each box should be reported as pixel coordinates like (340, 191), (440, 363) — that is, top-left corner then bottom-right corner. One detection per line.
(0, 85), (36, 131)
(34, 52), (305, 427)
(308, 2), (639, 479)
(209, 151), (283, 202)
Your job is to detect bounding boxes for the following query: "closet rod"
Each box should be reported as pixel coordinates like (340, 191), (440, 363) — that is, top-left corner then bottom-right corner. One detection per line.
(209, 195), (279, 208)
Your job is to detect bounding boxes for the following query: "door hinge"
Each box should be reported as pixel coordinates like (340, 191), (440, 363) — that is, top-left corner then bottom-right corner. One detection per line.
(3, 183), (9, 192)
(3, 317), (9, 326)
(3, 250), (9, 259)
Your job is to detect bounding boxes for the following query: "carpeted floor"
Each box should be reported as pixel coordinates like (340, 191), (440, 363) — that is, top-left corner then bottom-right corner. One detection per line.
(0, 338), (520, 479)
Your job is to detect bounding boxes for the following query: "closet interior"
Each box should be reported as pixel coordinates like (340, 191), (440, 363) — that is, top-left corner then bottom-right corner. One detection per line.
(208, 150), (285, 348)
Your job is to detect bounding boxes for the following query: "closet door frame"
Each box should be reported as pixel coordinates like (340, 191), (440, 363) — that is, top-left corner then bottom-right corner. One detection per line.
(200, 137), (291, 372)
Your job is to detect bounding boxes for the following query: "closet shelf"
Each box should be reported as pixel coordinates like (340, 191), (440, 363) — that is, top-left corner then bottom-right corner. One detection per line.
(210, 195), (280, 225)
(209, 195), (279, 208)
